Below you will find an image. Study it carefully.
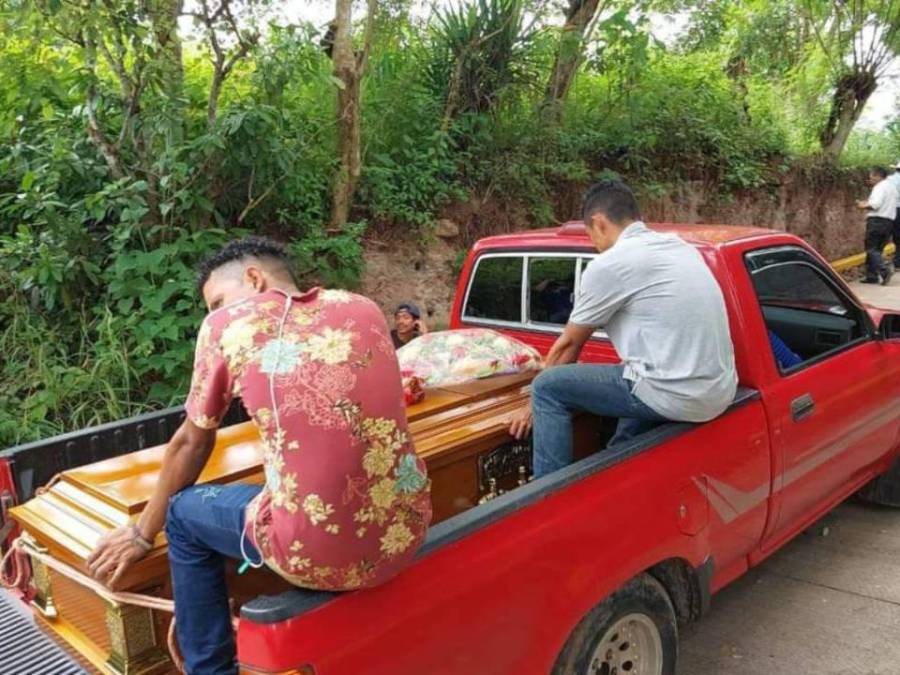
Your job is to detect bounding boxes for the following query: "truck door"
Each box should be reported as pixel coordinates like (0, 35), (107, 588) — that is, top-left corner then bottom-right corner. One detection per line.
(741, 245), (898, 548)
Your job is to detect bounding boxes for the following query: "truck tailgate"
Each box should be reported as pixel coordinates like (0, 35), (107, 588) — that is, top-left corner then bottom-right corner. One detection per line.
(0, 590), (86, 674)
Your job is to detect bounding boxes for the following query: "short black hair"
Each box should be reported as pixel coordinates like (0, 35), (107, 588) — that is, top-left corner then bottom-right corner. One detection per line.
(196, 236), (293, 294)
(870, 166), (888, 179)
(581, 180), (641, 225)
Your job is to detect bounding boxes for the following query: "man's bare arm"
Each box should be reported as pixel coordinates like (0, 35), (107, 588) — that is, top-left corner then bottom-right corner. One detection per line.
(86, 418), (217, 587)
(509, 323), (596, 439)
(544, 323), (595, 367)
(138, 419), (217, 539)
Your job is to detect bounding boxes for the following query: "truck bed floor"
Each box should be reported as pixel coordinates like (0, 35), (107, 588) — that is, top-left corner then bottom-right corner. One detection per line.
(0, 590), (86, 674)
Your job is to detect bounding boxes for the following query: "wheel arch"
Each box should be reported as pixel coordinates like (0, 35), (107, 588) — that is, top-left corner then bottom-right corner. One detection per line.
(646, 556), (713, 624)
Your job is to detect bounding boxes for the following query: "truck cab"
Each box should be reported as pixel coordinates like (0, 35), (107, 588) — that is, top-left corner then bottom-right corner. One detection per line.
(451, 221), (900, 555)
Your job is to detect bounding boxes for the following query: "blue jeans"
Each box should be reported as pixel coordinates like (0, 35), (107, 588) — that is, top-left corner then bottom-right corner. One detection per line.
(531, 364), (668, 477)
(166, 483), (263, 675)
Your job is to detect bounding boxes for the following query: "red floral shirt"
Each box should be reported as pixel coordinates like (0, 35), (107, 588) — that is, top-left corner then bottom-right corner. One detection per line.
(185, 288), (431, 591)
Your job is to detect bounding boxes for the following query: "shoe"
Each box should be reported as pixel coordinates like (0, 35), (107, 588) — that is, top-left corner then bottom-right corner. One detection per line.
(861, 278), (880, 284)
(882, 267), (894, 285)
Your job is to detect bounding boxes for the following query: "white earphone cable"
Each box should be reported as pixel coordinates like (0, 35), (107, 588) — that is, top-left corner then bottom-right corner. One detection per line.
(239, 291), (294, 571)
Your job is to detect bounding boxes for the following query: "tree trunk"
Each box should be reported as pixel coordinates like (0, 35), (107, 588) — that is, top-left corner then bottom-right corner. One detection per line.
(83, 36), (125, 179)
(543, 0), (602, 114)
(330, 69), (362, 229)
(820, 70), (877, 162)
(328, 0), (376, 230)
(208, 60), (226, 128)
(144, 0), (185, 140)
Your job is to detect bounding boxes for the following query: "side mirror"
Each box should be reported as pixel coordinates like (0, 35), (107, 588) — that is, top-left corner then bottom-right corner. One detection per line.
(878, 313), (900, 340)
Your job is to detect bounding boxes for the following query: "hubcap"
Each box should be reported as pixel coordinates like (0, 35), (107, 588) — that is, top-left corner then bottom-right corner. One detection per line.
(586, 613), (663, 675)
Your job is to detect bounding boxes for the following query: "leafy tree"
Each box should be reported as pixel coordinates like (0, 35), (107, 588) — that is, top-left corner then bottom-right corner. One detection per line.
(427, 0), (539, 126)
(801, 0), (900, 160)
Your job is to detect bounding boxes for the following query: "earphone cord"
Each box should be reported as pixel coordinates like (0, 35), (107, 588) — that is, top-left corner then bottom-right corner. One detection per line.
(239, 293), (294, 572)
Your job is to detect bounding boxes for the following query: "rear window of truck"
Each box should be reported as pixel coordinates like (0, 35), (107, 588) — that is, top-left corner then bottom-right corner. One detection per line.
(462, 253), (593, 328)
(463, 256), (524, 324)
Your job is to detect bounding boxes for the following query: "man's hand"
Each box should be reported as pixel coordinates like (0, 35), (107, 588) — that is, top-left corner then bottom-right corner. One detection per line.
(509, 404), (533, 440)
(857, 200), (869, 209)
(87, 526), (149, 588)
(85, 419), (217, 589)
(89, 418), (218, 588)
(415, 318), (429, 335)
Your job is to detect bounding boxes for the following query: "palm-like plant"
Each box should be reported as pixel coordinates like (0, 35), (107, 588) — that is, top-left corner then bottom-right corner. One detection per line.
(426, 0), (538, 125)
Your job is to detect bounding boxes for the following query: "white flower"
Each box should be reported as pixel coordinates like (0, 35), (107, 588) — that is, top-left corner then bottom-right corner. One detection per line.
(259, 338), (303, 375)
(370, 478), (397, 510)
(305, 328), (355, 365)
(380, 522), (415, 556)
(220, 317), (258, 366)
(302, 494), (335, 525)
(321, 289), (352, 304)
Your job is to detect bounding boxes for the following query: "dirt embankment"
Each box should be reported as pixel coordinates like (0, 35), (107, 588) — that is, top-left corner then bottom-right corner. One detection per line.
(361, 167), (872, 326)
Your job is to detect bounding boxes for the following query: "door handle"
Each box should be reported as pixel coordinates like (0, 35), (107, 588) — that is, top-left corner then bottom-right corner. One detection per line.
(791, 394), (816, 421)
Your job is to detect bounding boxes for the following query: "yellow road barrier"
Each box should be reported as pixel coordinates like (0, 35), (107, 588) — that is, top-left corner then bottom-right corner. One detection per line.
(831, 244), (896, 273)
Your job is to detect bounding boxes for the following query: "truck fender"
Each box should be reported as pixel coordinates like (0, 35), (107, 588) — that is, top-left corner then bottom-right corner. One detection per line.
(647, 556), (714, 623)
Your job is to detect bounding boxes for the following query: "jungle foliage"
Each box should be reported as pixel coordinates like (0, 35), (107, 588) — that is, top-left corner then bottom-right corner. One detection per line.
(1, 0), (899, 444)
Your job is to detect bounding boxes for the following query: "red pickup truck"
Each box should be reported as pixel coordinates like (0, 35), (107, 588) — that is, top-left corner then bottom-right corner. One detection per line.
(3, 222), (900, 675)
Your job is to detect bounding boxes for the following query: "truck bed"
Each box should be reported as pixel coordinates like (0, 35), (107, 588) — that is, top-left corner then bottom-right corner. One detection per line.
(0, 590), (86, 674)
(0, 400), (249, 501)
(240, 388), (760, 626)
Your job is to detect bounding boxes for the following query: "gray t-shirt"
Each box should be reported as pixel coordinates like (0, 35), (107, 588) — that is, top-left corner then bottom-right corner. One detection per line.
(569, 221), (738, 423)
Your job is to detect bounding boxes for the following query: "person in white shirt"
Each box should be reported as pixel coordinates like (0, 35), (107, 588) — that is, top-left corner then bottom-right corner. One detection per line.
(508, 180), (738, 477)
(856, 166), (895, 285)
(889, 161), (900, 269)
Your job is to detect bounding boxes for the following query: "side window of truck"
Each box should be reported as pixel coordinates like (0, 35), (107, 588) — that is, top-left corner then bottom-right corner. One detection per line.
(745, 246), (869, 372)
(527, 257), (577, 325)
(463, 255), (524, 324)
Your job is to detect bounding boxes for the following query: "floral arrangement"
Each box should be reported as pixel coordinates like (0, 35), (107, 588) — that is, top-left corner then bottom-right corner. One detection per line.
(402, 375), (425, 405)
(398, 329), (543, 389)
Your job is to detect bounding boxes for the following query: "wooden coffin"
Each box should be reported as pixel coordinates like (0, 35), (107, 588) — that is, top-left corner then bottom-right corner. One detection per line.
(9, 372), (604, 674)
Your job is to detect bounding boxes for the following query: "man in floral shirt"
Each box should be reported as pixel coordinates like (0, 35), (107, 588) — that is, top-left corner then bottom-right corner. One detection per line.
(87, 237), (431, 674)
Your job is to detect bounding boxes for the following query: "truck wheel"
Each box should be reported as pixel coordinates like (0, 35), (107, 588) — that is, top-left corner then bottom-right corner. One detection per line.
(857, 457), (900, 507)
(552, 574), (677, 675)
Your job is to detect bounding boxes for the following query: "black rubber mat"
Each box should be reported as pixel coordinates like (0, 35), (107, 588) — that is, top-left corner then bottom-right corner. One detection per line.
(0, 590), (86, 674)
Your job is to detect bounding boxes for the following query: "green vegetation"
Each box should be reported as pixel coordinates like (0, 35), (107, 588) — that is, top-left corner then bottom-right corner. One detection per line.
(1, 0), (899, 445)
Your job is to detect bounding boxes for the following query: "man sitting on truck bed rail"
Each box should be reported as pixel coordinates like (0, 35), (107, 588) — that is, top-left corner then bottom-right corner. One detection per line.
(510, 180), (738, 477)
(86, 237), (431, 675)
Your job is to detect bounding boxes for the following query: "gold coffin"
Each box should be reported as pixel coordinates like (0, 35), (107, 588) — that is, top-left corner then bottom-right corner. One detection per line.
(9, 372), (603, 674)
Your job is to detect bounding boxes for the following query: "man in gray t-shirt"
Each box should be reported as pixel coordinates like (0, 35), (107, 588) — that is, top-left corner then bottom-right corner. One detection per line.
(509, 180), (738, 477)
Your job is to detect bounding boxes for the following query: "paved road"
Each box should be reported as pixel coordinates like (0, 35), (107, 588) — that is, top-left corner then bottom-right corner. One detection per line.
(679, 280), (900, 675)
(679, 502), (900, 675)
(848, 280), (900, 311)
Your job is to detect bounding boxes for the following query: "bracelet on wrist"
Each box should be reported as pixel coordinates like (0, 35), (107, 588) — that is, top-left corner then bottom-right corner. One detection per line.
(130, 525), (154, 553)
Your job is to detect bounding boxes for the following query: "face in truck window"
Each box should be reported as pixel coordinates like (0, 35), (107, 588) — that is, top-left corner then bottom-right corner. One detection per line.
(745, 246), (867, 371)
(528, 258), (576, 325)
(464, 256), (523, 323)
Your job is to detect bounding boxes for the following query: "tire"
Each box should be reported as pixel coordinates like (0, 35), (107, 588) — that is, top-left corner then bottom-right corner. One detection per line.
(551, 574), (678, 675)
(857, 457), (900, 507)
